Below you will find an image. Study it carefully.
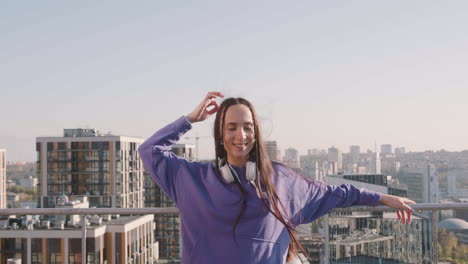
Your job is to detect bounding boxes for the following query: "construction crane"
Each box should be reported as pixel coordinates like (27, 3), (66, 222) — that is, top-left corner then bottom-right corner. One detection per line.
(184, 135), (212, 161)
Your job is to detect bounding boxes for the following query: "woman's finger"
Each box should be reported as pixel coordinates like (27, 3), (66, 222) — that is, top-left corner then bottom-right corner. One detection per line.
(407, 210), (412, 224)
(402, 203), (414, 213)
(396, 210), (402, 221)
(205, 101), (219, 115)
(206, 91), (224, 100)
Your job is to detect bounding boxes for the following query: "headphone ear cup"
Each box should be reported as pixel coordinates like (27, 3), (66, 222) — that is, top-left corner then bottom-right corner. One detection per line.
(219, 161), (235, 184)
(245, 161), (256, 182)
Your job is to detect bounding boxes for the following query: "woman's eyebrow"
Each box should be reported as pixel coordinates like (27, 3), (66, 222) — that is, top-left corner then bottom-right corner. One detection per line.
(226, 121), (253, 126)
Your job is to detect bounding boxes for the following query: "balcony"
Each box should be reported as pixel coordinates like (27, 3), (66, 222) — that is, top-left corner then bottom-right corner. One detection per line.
(0, 203), (467, 264)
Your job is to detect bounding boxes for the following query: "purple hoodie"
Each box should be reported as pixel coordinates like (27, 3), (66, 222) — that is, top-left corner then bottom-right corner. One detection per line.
(138, 116), (381, 264)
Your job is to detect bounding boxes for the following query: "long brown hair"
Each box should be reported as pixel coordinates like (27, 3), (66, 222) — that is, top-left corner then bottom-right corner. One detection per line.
(213, 97), (306, 261)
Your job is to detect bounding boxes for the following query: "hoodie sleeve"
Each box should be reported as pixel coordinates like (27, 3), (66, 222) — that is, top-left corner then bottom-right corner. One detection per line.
(138, 116), (194, 204)
(292, 179), (381, 225)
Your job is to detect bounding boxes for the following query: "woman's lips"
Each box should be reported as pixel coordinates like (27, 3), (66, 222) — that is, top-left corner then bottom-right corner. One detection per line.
(233, 143), (247, 151)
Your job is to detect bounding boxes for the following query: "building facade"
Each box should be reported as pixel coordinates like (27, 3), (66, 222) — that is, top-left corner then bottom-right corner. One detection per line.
(380, 144), (393, 156)
(327, 147), (342, 172)
(0, 149), (5, 209)
(0, 197), (155, 264)
(19, 176), (38, 190)
(400, 165), (439, 203)
(284, 148), (299, 169)
(349, 146), (360, 165)
(265, 141), (279, 161)
(36, 129), (144, 208)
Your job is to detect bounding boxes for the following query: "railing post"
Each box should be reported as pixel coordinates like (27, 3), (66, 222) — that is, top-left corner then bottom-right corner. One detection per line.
(431, 210), (438, 264)
(27, 237), (31, 264)
(324, 214), (329, 264)
(82, 215), (87, 264)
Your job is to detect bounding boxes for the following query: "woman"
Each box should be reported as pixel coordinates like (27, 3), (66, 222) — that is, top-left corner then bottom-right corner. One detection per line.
(138, 91), (415, 264)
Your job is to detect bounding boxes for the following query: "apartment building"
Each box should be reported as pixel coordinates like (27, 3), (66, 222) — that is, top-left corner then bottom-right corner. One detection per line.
(0, 196), (156, 264)
(36, 129), (144, 208)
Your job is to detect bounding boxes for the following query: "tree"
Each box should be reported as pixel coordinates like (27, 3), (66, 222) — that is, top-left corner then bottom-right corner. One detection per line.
(438, 228), (458, 261)
(445, 232), (458, 259)
(455, 244), (468, 263)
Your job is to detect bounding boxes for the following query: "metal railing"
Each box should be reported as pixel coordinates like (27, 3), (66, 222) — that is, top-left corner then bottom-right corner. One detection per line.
(1, 203), (467, 264)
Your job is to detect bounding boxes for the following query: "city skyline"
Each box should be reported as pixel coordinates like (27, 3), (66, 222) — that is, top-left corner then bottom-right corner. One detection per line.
(2, 1), (468, 161)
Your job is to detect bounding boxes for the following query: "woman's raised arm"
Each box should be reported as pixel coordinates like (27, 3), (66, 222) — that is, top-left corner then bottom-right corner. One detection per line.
(138, 91), (223, 204)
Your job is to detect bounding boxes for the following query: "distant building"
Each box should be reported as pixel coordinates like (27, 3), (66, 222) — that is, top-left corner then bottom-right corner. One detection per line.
(7, 193), (19, 202)
(265, 141), (279, 161)
(0, 196), (156, 263)
(0, 149), (5, 209)
(327, 147), (342, 172)
(307, 149), (323, 156)
(439, 218), (468, 244)
(36, 128), (145, 208)
(349, 146), (360, 165)
(400, 165), (439, 203)
(171, 144), (195, 161)
(380, 144), (393, 156)
(19, 176), (38, 190)
(298, 236), (324, 264)
(284, 148), (299, 169)
(368, 150), (381, 174)
(394, 147), (406, 155)
(300, 156), (323, 181)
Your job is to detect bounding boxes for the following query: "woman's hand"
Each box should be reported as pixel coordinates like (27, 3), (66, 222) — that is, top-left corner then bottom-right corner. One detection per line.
(186, 91), (224, 123)
(380, 194), (416, 224)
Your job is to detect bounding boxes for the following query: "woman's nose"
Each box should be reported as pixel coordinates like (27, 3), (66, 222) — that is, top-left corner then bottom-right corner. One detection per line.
(236, 128), (246, 139)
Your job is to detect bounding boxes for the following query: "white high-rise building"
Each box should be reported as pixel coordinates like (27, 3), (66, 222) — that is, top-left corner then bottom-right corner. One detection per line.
(327, 147), (342, 172)
(369, 147), (381, 174)
(0, 149), (5, 209)
(400, 164), (439, 203)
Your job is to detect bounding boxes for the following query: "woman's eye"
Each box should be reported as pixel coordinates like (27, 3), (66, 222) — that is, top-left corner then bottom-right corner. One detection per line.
(228, 128), (236, 131)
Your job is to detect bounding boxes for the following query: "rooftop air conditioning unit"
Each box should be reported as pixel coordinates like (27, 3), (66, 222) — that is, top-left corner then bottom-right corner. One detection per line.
(90, 215), (102, 225)
(41, 220), (50, 229)
(55, 220), (65, 230)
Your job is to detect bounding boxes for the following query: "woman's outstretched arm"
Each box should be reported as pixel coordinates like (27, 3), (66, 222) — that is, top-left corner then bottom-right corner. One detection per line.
(292, 177), (415, 225)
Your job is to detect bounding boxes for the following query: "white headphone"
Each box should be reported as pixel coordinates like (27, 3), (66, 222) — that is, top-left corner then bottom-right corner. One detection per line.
(218, 158), (262, 198)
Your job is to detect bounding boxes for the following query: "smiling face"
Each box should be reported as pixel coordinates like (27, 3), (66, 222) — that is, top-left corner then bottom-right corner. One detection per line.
(222, 104), (256, 167)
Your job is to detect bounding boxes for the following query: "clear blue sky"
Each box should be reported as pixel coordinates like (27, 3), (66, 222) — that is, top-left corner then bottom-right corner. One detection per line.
(1, 1), (468, 161)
